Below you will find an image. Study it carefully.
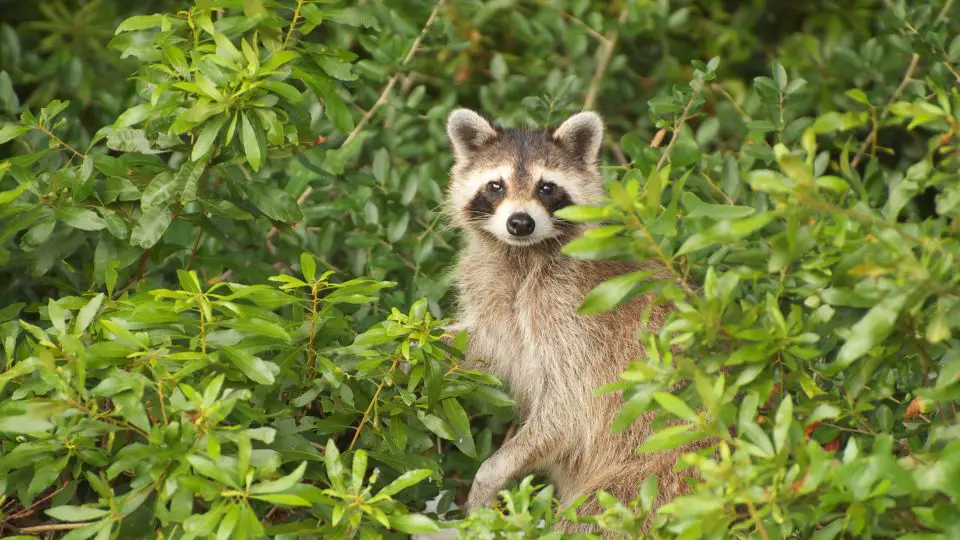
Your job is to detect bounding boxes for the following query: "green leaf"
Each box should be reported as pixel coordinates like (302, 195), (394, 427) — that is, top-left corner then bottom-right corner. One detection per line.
(578, 270), (655, 316)
(612, 392), (652, 433)
(0, 413), (54, 434)
(177, 156), (208, 203)
(58, 207), (107, 231)
(418, 413), (456, 440)
(75, 294), (104, 334)
(773, 395), (793, 454)
(936, 350), (960, 389)
(350, 449), (368, 493)
(387, 212), (410, 243)
(115, 104), (153, 128)
(676, 212), (776, 256)
(0, 123), (30, 144)
(491, 53), (508, 81)
(300, 252), (316, 282)
(240, 113), (262, 171)
(249, 494), (311, 507)
(658, 494), (723, 517)
(442, 398), (477, 458)
(260, 80), (302, 103)
(681, 192), (755, 220)
(115, 14), (166, 33)
(130, 206), (174, 249)
(186, 454), (238, 487)
(746, 169), (794, 193)
(553, 204), (609, 222)
(191, 117), (224, 162)
(831, 293), (908, 372)
(222, 347), (276, 385)
(240, 183), (303, 223)
(140, 172), (180, 211)
(636, 425), (696, 453)
(373, 148), (389, 184)
(324, 439), (344, 491)
(371, 469), (432, 502)
(653, 392), (698, 421)
(0, 182), (28, 205)
(390, 514), (440, 534)
(45, 506), (110, 522)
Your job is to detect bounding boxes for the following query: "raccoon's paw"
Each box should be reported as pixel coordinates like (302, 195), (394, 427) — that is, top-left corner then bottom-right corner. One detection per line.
(465, 468), (501, 512)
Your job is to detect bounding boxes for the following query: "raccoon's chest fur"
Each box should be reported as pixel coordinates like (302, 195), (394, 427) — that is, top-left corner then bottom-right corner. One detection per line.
(454, 239), (628, 417)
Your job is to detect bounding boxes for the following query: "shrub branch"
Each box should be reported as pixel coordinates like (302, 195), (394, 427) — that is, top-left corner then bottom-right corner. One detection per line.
(265, 0), (446, 244)
(851, 53), (920, 168)
(584, 7), (629, 110)
(657, 88), (701, 170)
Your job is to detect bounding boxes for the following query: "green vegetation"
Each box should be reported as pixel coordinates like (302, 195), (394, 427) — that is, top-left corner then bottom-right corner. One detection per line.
(1, 0), (959, 537)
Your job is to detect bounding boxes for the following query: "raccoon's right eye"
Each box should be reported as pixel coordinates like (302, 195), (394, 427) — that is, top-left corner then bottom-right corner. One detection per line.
(486, 181), (504, 194)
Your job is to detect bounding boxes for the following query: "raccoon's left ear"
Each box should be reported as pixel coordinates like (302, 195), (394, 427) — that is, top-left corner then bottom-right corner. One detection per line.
(447, 109), (498, 162)
(552, 111), (604, 166)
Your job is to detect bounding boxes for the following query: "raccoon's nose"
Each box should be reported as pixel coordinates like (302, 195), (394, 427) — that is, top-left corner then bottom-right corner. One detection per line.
(506, 213), (535, 237)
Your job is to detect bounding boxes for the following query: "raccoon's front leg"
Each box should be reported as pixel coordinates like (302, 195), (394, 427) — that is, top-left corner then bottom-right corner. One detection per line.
(465, 415), (561, 511)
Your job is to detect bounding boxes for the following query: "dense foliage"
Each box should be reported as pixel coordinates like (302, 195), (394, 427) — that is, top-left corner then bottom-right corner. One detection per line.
(1, 0), (959, 538)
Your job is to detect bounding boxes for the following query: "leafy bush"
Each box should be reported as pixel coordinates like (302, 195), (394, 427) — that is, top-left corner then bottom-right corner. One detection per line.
(2, 0), (960, 538)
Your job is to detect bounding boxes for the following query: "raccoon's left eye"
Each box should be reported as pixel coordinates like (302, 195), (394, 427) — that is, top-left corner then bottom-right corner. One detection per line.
(537, 182), (557, 197)
(486, 181), (504, 193)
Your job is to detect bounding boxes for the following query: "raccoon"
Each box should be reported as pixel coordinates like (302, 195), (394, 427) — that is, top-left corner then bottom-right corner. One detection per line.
(443, 109), (705, 535)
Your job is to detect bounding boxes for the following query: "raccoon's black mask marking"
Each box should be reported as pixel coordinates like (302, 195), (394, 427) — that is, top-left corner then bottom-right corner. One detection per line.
(536, 180), (574, 215)
(466, 186), (505, 219)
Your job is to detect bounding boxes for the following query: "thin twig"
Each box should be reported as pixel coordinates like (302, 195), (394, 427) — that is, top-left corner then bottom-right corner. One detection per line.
(584, 7), (629, 110)
(348, 356), (400, 451)
(186, 228), (203, 270)
(282, 0), (306, 49)
(35, 124), (85, 159)
(559, 11), (607, 43)
(710, 83), (751, 121)
(605, 133), (628, 165)
(937, 0), (956, 22)
(851, 53), (920, 168)
(114, 250), (151, 298)
(341, 0), (445, 149)
(16, 522), (93, 533)
(657, 90), (700, 171)
(5, 482), (71, 520)
(265, 0), (445, 243)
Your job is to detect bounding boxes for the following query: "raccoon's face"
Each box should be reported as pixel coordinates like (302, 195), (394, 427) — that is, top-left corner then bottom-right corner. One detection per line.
(445, 109), (604, 247)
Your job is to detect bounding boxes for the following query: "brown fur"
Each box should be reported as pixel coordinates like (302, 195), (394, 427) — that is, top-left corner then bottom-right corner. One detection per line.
(444, 110), (704, 537)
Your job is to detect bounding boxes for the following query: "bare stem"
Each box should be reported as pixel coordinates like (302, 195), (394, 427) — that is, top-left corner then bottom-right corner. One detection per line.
(584, 7), (629, 110)
(656, 89), (701, 171)
(348, 356), (400, 451)
(937, 0), (956, 21)
(710, 83), (751, 121)
(283, 0), (305, 49)
(851, 53), (919, 168)
(559, 11), (607, 43)
(35, 124), (85, 159)
(16, 522), (93, 533)
(306, 283), (320, 376)
(186, 228), (204, 270)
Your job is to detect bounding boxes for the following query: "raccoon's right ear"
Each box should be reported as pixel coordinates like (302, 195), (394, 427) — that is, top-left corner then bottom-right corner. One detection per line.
(447, 109), (498, 161)
(552, 111), (604, 166)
